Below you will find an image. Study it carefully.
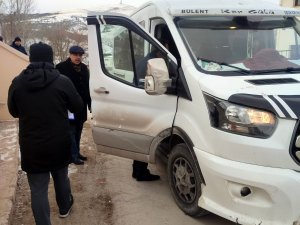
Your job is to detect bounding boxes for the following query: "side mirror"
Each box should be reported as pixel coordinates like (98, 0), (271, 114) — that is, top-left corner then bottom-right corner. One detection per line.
(144, 58), (172, 95)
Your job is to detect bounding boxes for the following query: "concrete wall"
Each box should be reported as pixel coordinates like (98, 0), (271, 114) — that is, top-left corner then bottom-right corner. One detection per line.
(0, 42), (29, 121)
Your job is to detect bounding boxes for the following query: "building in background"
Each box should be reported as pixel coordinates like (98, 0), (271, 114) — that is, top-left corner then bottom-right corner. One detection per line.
(281, 0), (300, 7)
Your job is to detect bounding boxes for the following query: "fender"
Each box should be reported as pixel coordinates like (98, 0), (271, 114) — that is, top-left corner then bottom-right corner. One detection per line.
(149, 126), (206, 184)
(149, 128), (172, 163)
(171, 127), (206, 185)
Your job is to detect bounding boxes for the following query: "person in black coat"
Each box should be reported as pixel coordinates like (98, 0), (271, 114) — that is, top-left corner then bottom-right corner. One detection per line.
(10, 36), (27, 55)
(56, 46), (91, 165)
(7, 42), (83, 224)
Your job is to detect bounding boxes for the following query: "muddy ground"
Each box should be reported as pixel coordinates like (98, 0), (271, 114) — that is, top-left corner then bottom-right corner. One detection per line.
(10, 121), (235, 225)
(11, 122), (113, 225)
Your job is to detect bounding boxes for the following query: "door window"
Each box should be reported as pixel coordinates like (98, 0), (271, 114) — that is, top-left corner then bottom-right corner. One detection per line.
(99, 24), (163, 88)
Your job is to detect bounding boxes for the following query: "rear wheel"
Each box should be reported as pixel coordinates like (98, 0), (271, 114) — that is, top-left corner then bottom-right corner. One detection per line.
(167, 143), (207, 217)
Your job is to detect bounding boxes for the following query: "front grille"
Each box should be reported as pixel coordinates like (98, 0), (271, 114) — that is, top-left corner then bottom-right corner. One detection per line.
(290, 121), (300, 164)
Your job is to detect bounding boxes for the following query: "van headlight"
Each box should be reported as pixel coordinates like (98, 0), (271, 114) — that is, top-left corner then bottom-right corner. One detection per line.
(204, 94), (277, 138)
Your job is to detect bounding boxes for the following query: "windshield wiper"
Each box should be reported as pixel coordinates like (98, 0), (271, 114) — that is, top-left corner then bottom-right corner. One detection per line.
(198, 58), (251, 74)
(251, 67), (300, 74)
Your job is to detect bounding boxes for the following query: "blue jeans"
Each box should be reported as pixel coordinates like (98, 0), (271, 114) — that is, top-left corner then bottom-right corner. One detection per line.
(27, 166), (72, 225)
(70, 122), (84, 161)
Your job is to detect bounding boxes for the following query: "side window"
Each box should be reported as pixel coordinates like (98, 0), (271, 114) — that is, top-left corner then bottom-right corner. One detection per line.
(99, 23), (165, 88)
(114, 29), (134, 71)
(153, 23), (180, 60)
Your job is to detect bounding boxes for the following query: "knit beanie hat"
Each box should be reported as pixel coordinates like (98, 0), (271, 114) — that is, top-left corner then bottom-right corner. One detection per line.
(14, 36), (21, 42)
(29, 42), (53, 63)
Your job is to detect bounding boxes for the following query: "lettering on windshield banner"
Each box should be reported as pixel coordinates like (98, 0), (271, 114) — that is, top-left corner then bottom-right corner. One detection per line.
(221, 9), (243, 14)
(181, 9), (208, 14)
(285, 10), (300, 15)
(222, 9), (275, 15)
(248, 9), (275, 15)
(174, 8), (300, 16)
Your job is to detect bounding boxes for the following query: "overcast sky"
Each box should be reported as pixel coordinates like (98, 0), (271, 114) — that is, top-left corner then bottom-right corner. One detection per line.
(36, 0), (281, 13)
(35, 0), (147, 13)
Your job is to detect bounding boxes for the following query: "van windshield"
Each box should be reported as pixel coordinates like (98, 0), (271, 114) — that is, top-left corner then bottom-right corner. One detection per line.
(176, 16), (300, 75)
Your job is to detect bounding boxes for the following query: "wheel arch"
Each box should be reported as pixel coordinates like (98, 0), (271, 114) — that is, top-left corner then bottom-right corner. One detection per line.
(149, 126), (206, 185)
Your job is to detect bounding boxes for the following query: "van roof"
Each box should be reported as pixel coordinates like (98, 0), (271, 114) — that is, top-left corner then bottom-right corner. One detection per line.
(136, 0), (300, 17)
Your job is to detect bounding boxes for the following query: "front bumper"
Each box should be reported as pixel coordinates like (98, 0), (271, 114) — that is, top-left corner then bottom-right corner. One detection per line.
(195, 148), (300, 225)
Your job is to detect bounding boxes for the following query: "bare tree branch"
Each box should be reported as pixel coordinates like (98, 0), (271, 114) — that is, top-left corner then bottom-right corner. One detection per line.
(1, 0), (35, 45)
(0, 1), (88, 62)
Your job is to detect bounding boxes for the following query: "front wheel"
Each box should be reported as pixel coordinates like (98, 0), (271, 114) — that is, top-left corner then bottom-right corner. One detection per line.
(167, 143), (207, 217)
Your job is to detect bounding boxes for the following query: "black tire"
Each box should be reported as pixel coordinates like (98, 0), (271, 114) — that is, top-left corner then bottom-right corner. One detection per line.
(167, 143), (208, 217)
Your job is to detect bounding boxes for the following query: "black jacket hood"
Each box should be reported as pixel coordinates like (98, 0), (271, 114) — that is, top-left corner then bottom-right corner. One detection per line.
(19, 62), (59, 91)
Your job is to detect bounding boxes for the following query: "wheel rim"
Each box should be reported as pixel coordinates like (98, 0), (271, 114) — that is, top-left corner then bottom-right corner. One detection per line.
(172, 157), (197, 204)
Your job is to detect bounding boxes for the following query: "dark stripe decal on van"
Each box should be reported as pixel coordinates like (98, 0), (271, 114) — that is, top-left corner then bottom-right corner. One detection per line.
(228, 94), (279, 116)
(268, 95), (291, 119)
(229, 94), (300, 119)
(278, 95), (300, 118)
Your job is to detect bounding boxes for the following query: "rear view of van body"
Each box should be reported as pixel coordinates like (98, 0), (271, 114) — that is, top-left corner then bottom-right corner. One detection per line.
(87, 0), (300, 224)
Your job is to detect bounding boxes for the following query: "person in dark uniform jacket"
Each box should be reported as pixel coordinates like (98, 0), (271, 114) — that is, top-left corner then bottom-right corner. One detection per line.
(10, 36), (27, 55)
(56, 46), (91, 165)
(8, 42), (83, 224)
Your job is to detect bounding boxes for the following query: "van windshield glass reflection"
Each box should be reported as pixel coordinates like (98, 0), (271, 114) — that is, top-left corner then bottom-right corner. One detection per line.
(176, 16), (300, 75)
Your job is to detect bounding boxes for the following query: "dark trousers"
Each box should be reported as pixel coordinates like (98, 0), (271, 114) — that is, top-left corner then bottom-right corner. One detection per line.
(27, 166), (72, 225)
(132, 160), (148, 177)
(70, 122), (84, 161)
